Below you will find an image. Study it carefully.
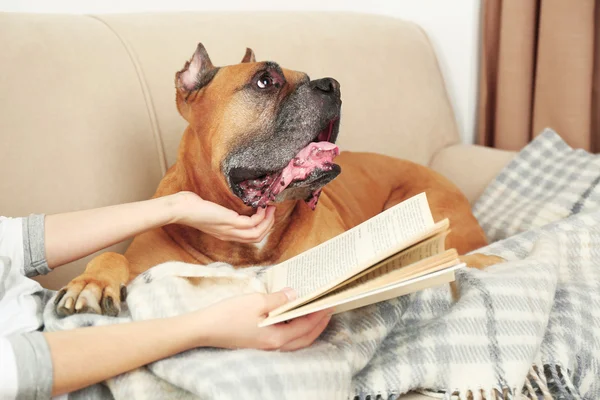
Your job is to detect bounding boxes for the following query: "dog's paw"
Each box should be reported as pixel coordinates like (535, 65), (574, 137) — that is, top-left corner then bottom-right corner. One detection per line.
(54, 252), (130, 317)
(55, 276), (127, 317)
(459, 253), (505, 270)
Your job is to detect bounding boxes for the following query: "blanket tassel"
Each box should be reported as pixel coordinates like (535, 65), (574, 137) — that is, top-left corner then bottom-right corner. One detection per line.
(357, 363), (581, 400)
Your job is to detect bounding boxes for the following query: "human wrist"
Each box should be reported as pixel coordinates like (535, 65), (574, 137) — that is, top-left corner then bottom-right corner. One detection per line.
(174, 310), (217, 350)
(159, 192), (190, 225)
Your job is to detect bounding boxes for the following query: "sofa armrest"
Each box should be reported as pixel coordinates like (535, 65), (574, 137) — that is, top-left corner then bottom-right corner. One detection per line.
(429, 144), (516, 204)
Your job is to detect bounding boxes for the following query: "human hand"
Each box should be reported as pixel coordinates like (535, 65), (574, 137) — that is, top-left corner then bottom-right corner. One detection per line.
(169, 191), (276, 243)
(190, 288), (333, 351)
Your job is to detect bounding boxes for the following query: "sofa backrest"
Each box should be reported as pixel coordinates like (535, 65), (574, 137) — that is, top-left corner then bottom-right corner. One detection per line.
(0, 12), (460, 288)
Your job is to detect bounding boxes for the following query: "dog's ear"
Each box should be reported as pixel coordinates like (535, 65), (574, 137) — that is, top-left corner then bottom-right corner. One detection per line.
(176, 43), (215, 92)
(241, 48), (256, 63)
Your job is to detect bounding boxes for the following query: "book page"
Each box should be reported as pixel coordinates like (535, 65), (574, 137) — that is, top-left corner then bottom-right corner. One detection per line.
(260, 261), (463, 327)
(269, 192), (435, 298)
(333, 231), (448, 291)
(293, 231), (449, 306)
(326, 249), (458, 298)
(266, 218), (449, 318)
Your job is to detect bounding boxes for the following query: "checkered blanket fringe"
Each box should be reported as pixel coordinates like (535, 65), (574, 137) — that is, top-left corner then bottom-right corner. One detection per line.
(425, 363), (582, 400)
(351, 362), (579, 400)
(44, 128), (600, 400)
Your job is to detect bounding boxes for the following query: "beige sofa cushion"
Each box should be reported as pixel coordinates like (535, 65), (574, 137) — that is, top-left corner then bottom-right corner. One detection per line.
(0, 13), (165, 287)
(430, 144), (516, 204)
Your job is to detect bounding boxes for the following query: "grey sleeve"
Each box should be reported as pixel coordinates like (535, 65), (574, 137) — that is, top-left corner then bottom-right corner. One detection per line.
(21, 214), (51, 277)
(7, 331), (53, 400)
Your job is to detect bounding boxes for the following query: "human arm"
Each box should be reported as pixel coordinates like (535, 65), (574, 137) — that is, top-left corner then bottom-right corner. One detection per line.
(6, 289), (331, 397)
(44, 191), (275, 269)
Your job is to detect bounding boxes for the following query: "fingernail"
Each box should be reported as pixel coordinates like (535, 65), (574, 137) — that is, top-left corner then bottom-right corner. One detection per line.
(282, 287), (296, 301)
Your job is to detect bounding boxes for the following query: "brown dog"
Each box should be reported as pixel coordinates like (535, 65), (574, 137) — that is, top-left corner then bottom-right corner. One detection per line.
(55, 44), (500, 316)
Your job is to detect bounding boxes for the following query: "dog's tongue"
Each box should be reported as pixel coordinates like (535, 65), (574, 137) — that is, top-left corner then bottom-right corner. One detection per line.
(279, 141), (339, 190)
(238, 141), (339, 209)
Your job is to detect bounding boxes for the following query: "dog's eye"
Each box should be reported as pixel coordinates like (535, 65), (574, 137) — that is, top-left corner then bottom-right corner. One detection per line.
(256, 73), (273, 89)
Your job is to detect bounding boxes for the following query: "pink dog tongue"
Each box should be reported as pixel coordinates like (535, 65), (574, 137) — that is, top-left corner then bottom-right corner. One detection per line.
(278, 142), (339, 190)
(238, 141), (339, 209)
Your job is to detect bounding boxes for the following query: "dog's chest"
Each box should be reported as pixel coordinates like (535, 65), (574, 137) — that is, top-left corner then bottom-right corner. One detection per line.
(253, 232), (271, 251)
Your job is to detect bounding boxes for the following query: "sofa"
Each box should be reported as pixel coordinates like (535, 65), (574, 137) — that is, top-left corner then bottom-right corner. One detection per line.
(0, 11), (516, 399)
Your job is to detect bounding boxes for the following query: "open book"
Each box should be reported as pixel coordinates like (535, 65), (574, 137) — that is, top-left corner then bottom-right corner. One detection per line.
(259, 192), (464, 327)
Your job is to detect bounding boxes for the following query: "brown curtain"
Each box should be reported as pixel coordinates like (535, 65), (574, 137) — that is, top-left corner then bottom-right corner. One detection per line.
(478, 0), (600, 152)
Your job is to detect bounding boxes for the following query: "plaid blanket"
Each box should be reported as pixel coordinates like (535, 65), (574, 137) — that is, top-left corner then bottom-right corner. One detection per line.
(45, 128), (600, 399)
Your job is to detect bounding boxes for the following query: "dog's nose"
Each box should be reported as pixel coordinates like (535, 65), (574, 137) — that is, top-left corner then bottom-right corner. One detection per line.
(310, 78), (340, 94)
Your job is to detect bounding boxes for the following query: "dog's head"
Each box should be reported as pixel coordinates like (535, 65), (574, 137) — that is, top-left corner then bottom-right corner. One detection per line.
(175, 43), (341, 210)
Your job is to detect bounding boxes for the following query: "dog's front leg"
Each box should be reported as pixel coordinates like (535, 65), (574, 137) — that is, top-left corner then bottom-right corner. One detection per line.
(54, 252), (129, 317)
